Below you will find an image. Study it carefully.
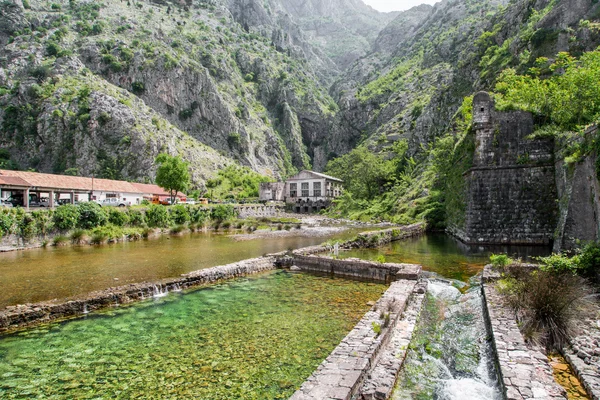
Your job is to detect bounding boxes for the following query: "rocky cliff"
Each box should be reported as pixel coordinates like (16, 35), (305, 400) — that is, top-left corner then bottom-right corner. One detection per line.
(2, 0), (600, 189)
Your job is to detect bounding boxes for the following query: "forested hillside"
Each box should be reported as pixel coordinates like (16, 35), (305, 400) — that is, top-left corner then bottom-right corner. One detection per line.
(1, 0), (600, 212)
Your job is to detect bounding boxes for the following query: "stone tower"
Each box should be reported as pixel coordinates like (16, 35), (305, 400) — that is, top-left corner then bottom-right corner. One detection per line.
(449, 92), (558, 245)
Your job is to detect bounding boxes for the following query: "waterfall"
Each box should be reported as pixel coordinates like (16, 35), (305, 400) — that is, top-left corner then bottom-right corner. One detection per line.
(393, 279), (502, 400)
(153, 284), (168, 298)
(82, 303), (89, 314)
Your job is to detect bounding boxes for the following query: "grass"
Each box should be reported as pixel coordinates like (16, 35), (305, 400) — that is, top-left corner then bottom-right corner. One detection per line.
(53, 235), (69, 246)
(70, 229), (86, 244)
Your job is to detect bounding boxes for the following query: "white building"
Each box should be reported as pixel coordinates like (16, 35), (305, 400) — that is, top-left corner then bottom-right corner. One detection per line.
(259, 170), (343, 213)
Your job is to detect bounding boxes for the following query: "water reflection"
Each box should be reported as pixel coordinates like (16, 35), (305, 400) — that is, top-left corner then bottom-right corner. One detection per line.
(339, 233), (551, 281)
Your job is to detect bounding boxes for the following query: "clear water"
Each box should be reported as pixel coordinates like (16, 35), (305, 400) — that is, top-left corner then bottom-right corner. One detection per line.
(0, 271), (385, 399)
(0, 229), (365, 308)
(392, 280), (502, 400)
(340, 233), (551, 281)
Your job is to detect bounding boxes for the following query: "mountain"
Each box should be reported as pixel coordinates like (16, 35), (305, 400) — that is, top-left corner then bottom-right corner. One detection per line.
(1, 0), (600, 191)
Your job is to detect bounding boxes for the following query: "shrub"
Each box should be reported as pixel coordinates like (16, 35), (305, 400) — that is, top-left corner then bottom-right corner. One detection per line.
(145, 204), (170, 228)
(0, 211), (16, 237)
(210, 204), (235, 221)
(536, 253), (581, 274)
(490, 254), (512, 269)
(32, 210), (53, 237)
(70, 229), (86, 244)
(170, 224), (186, 234)
(190, 208), (209, 225)
(77, 202), (108, 229)
(578, 242), (600, 280)
(53, 204), (80, 231)
(17, 212), (37, 239)
(108, 208), (129, 227)
(497, 269), (591, 349)
(127, 209), (145, 226)
(53, 235), (69, 246)
(90, 231), (108, 244)
(169, 204), (189, 225)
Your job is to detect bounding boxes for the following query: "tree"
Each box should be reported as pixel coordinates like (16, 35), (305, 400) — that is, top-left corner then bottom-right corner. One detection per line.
(155, 153), (191, 205)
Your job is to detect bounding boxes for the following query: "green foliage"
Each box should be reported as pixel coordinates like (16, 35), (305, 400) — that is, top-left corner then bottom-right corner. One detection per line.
(108, 208), (129, 227)
(155, 153), (191, 204)
(325, 146), (395, 202)
(145, 204), (171, 228)
(53, 204), (80, 231)
(206, 165), (271, 200)
(495, 50), (600, 130)
(0, 210), (15, 237)
(131, 81), (145, 94)
(375, 255), (386, 264)
(371, 321), (381, 336)
(210, 204), (235, 222)
(127, 209), (145, 226)
(496, 268), (590, 349)
(490, 254), (513, 269)
(536, 253), (582, 275)
(169, 204), (190, 225)
(578, 242), (600, 280)
(17, 211), (37, 239)
(77, 202), (108, 229)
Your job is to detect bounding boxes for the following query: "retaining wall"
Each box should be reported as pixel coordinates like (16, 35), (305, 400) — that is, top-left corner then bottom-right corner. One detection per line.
(289, 255), (421, 283)
(0, 256), (276, 332)
(290, 280), (420, 400)
(482, 266), (567, 399)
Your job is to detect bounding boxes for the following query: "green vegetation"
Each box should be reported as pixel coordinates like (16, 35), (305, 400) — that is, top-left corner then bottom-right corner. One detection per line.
(489, 254), (513, 269)
(205, 165), (272, 201)
(496, 267), (591, 349)
(155, 153), (191, 204)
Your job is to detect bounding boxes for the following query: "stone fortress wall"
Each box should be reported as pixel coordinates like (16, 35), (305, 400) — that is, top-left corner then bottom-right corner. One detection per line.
(450, 91), (559, 245)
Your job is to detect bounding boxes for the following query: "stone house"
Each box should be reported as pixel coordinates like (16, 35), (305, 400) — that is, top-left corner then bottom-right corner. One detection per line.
(259, 170), (343, 212)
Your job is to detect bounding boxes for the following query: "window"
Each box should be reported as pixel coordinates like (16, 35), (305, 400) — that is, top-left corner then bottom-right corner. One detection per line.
(107, 193), (117, 198)
(290, 183), (297, 197)
(313, 182), (321, 197)
(301, 182), (309, 197)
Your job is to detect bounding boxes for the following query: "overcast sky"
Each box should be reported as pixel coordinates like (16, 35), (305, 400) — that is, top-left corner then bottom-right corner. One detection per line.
(363, 0), (439, 12)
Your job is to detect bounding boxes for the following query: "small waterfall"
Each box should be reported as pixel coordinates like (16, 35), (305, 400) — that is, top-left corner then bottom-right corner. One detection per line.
(153, 284), (168, 298)
(172, 283), (182, 292)
(393, 279), (502, 400)
(82, 303), (89, 314)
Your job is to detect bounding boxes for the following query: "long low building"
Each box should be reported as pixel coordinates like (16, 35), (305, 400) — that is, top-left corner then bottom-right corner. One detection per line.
(0, 169), (184, 209)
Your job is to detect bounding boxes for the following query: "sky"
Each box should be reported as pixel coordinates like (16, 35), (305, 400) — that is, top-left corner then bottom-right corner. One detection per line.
(362, 0), (439, 12)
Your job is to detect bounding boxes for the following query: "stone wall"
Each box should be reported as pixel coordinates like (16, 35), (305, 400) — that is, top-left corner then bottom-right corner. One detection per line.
(290, 279), (421, 400)
(553, 126), (600, 252)
(290, 255), (421, 283)
(451, 92), (558, 245)
(0, 256), (276, 332)
(482, 266), (567, 399)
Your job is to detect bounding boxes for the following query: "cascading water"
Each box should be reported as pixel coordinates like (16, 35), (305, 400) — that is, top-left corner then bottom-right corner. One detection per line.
(152, 284), (168, 298)
(393, 278), (502, 400)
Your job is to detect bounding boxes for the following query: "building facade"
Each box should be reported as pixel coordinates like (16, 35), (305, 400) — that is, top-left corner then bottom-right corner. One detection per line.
(0, 170), (184, 209)
(259, 170), (343, 213)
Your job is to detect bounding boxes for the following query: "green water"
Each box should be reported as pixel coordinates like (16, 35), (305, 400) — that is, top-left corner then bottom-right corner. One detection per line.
(0, 271), (385, 399)
(340, 233), (551, 281)
(0, 229), (364, 308)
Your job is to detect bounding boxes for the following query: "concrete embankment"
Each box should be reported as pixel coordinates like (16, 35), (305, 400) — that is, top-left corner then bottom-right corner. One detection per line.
(290, 279), (426, 400)
(482, 265), (567, 399)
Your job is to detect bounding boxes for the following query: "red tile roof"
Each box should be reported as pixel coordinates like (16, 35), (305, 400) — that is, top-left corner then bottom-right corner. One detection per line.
(0, 176), (31, 187)
(0, 170), (178, 196)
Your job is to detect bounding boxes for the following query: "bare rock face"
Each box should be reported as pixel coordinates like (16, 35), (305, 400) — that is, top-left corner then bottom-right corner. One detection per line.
(0, 0), (26, 47)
